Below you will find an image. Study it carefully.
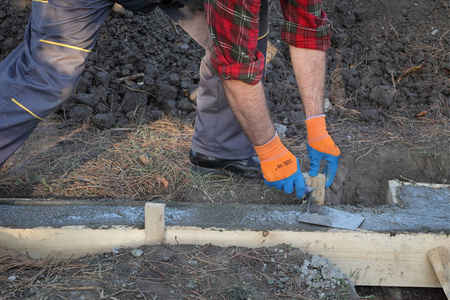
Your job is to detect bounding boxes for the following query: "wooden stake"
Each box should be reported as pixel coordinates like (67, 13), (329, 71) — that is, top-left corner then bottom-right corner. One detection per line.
(304, 173), (325, 204)
(427, 246), (450, 299)
(145, 203), (165, 245)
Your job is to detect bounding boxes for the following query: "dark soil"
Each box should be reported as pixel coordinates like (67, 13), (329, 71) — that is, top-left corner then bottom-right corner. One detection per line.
(0, 0), (449, 299)
(1, 244), (361, 300)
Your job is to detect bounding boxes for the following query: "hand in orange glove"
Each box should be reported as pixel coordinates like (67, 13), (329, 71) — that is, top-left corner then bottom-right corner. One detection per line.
(254, 133), (306, 198)
(305, 115), (340, 188)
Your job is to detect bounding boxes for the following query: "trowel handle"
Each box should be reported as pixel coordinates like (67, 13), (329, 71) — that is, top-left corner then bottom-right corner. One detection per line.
(303, 185), (315, 212)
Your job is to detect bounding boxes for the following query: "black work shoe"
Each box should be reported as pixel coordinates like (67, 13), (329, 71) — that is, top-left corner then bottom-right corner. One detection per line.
(189, 149), (263, 179)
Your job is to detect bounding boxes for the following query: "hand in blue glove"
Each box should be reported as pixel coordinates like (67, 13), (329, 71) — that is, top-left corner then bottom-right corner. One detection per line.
(264, 159), (306, 198)
(305, 115), (340, 188)
(254, 133), (306, 198)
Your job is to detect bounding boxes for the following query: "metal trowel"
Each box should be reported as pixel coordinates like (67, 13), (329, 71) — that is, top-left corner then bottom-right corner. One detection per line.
(298, 186), (365, 230)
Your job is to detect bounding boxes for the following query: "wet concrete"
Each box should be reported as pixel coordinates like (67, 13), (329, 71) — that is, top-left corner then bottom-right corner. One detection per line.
(0, 185), (448, 233)
(339, 185), (450, 233)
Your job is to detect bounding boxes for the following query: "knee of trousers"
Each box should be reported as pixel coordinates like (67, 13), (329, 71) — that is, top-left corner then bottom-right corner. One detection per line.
(34, 41), (89, 98)
(1, 42), (88, 122)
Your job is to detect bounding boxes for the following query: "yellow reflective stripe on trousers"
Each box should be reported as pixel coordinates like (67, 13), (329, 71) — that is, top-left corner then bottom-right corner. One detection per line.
(258, 30), (269, 40)
(33, 0), (48, 3)
(39, 39), (91, 53)
(11, 98), (44, 121)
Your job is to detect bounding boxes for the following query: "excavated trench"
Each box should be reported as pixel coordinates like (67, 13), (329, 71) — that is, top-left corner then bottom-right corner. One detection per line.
(1, 144), (448, 233)
(330, 145), (449, 207)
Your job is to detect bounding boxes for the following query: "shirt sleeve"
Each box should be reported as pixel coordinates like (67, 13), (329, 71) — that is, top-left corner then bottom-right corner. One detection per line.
(204, 0), (265, 85)
(280, 0), (331, 50)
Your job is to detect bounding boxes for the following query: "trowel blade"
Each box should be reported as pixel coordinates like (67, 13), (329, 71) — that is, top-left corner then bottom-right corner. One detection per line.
(299, 204), (365, 230)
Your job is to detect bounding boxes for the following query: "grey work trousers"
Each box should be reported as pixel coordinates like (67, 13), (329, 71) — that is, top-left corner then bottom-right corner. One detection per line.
(0, 0), (268, 167)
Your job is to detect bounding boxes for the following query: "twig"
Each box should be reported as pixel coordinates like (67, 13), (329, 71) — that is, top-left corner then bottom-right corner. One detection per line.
(390, 70), (397, 94)
(355, 140), (397, 162)
(389, 22), (400, 41)
(116, 73), (146, 83)
(399, 175), (417, 184)
(120, 84), (155, 97)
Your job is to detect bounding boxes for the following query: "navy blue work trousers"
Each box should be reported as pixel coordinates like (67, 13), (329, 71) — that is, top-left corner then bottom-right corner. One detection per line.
(0, 0), (268, 167)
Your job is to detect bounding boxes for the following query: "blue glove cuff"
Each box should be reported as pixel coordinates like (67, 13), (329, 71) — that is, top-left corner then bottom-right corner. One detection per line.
(307, 144), (339, 188)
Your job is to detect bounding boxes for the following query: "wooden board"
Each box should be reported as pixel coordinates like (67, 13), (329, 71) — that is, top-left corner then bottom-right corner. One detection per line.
(0, 226), (144, 259)
(165, 227), (449, 287)
(428, 246), (450, 298)
(0, 225), (448, 287)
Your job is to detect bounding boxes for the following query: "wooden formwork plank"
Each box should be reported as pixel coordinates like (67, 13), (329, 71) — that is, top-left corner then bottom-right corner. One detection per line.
(0, 226), (144, 259)
(1, 225), (448, 287)
(428, 246), (450, 298)
(387, 180), (450, 204)
(165, 226), (449, 287)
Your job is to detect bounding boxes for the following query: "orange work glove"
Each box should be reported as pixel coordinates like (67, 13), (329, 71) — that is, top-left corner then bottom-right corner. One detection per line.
(254, 133), (306, 198)
(305, 115), (340, 188)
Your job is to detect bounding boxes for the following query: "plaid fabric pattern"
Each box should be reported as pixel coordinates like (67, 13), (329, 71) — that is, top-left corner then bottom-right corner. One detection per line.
(204, 0), (330, 85)
(280, 0), (330, 49)
(205, 0), (265, 85)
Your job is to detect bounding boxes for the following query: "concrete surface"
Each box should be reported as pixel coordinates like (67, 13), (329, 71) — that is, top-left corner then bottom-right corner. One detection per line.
(0, 184), (448, 233)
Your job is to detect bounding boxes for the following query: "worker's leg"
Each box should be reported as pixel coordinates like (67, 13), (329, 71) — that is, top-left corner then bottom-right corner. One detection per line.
(0, 0), (114, 167)
(160, 0), (269, 160)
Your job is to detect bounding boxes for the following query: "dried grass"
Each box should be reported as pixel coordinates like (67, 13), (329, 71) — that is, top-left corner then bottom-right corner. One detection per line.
(49, 118), (194, 200)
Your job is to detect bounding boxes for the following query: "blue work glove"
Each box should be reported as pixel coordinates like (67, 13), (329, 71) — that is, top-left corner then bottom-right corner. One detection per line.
(264, 160), (306, 199)
(254, 133), (306, 198)
(305, 115), (341, 188)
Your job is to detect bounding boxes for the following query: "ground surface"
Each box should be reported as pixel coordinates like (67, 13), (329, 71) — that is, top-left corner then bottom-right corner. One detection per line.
(0, 0), (449, 299)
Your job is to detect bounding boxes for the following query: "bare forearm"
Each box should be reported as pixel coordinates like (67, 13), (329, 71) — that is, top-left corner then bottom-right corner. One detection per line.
(290, 46), (326, 118)
(222, 79), (275, 146)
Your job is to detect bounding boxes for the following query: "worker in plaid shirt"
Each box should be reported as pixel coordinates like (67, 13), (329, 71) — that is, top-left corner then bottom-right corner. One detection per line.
(0, 0), (339, 199)
(203, 0), (340, 198)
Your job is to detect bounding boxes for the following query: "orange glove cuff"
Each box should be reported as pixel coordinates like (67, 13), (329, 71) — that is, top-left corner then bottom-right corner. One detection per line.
(305, 115), (341, 156)
(254, 134), (297, 182)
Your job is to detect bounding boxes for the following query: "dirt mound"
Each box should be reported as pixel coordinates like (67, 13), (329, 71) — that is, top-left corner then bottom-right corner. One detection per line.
(1, 0), (448, 130)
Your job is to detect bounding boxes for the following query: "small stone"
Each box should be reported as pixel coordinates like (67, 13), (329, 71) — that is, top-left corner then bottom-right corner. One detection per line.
(112, 248), (120, 255)
(8, 275), (17, 280)
(155, 81), (178, 104)
(180, 43), (189, 51)
(163, 256), (170, 262)
(139, 155), (151, 166)
(188, 260), (198, 266)
(370, 85), (394, 107)
(131, 248), (143, 258)
(267, 278), (275, 285)
(274, 123), (287, 138)
(92, 113), (115, 129)
(270, 57), (284, 68)
(176, 97), (196, 112)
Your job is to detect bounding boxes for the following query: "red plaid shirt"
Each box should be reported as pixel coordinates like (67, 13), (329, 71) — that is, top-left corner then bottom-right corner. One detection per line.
(205, 0), (330, 85)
